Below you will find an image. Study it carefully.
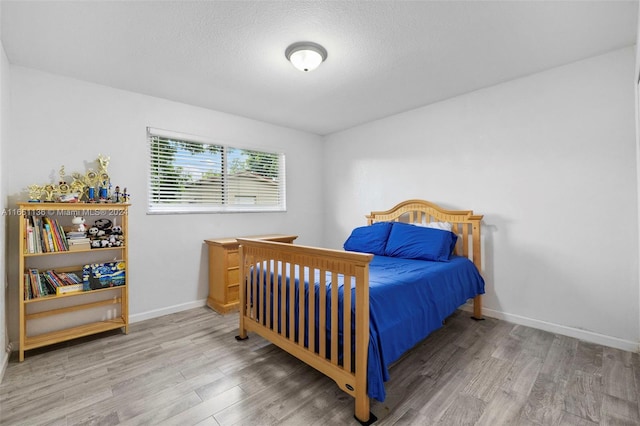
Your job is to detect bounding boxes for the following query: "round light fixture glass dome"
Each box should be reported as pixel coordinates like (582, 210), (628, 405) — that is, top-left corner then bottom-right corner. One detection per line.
(285, 42), (328, 72)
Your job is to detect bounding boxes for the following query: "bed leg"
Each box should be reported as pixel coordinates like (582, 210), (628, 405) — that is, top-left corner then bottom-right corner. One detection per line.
(354, 413), (377, 426)
(353, 397), (378, 426)
(471, 295), (484, 321)
(354, 397), (377, 425)
(236, 324), (248, 341)
(236, 248), (249, 341)
(236, 310), (248, 341)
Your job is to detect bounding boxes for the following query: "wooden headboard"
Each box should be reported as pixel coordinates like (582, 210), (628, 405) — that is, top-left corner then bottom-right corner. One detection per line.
(366, 199), (483, 273)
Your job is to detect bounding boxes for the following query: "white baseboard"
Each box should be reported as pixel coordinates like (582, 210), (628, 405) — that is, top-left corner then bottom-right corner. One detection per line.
(461, 303), (640, 353)
(129, 299), (208, 323)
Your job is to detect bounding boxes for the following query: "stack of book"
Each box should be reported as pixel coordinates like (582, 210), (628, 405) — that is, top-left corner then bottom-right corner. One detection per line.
(24, 269), (84, 299)
(24, 216), (69, 253)
(66, 231), (91, 251)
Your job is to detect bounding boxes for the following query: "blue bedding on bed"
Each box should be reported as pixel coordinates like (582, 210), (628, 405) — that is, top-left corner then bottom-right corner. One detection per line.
(365, 255), (484, 400)
(254, 254), (485, 402)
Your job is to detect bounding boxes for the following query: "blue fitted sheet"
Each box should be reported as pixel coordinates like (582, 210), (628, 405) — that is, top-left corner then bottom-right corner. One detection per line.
(253, 254), (484, 401)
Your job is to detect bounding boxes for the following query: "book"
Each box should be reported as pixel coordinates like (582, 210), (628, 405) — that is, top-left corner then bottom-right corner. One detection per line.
(43, 223), (56, 251)
(67, 233), (88, 240)
(33, 216), (44, 253)
(42, 271), (59, 289)
(69, 242), (91, 251)
(24, 273), (31, 300)
(41, 273), (57, 294)
(26, 225), (35, 254)
(58, 272), (82, 285)
(29, 216), (41, 253)
(42, 217), (68, 252)
(28, 269), (39, 298)
(68, 238), (91, 244)
(55, 219), (69, 251)
(82, 261), (126, 290)
(28, 268), (48, 297)
(56, 284), (83, 295)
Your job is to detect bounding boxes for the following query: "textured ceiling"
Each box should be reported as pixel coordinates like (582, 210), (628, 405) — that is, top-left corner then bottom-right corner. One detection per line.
(1, 1), (638, 135)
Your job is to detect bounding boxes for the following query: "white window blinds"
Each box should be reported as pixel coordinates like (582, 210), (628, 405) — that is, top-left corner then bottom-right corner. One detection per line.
(147, 128), (286, 213)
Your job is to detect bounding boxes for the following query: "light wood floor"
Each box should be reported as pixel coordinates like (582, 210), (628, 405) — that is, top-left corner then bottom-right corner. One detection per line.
(1, 307), (639, 426)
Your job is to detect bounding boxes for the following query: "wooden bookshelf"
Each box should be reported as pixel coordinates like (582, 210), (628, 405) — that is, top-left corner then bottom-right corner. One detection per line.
(17, 202), (130, 361)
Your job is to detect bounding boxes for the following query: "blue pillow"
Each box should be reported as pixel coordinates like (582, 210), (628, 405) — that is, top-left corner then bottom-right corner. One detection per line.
(384, 222), (458, 262)
(343, 222), (393, 255)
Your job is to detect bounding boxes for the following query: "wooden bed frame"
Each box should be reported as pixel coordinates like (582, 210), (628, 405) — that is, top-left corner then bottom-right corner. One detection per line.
(236, 199), (483, 424)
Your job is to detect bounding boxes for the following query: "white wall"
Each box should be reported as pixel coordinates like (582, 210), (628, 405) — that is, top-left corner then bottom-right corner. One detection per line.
(323, 47), (640, 351)
(0, 8), (9, 377)
(5, 67), (324, 342)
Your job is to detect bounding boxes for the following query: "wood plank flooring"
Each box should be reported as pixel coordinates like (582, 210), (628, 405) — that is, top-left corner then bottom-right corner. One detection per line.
(1, 307), (639, 425)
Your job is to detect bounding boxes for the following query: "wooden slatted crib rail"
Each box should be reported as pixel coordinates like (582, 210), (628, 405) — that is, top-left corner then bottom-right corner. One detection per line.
(237, 239), (374, 422)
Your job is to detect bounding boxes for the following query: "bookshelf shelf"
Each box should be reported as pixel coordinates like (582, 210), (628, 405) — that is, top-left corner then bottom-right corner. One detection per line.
(23, 318), (127, 351)
(17, 202), (130, 361)
(25, 296), (123, 320)
(23, 285), (125, 304)
(23, 246), (123, 257)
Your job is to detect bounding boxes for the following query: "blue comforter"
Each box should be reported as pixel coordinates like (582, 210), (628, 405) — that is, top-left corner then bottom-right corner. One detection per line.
(254, 254), (485, 401)
(366, 255), (484, 400)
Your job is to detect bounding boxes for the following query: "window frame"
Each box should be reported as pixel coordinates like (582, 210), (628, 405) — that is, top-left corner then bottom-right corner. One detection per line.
(147, 127), (286, 214)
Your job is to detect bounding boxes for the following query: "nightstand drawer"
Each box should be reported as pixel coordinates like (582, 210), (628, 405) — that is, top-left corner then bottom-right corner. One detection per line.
(227, 268), (239, 286)
(227, 251), (239, 266)
(227, 284), (239, 303)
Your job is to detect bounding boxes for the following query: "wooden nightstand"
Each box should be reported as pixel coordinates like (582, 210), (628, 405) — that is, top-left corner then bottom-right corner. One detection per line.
(204, 234), (298, 314)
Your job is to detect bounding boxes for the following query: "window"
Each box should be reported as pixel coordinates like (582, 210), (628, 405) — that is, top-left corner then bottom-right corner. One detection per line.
(147, 128), (286, 213)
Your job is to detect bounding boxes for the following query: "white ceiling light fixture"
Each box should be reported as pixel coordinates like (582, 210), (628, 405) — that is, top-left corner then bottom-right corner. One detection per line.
(285, 42), (328, 72)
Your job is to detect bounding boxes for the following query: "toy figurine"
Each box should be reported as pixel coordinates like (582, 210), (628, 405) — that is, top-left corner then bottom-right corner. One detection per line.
(71, 216), (86, 233)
